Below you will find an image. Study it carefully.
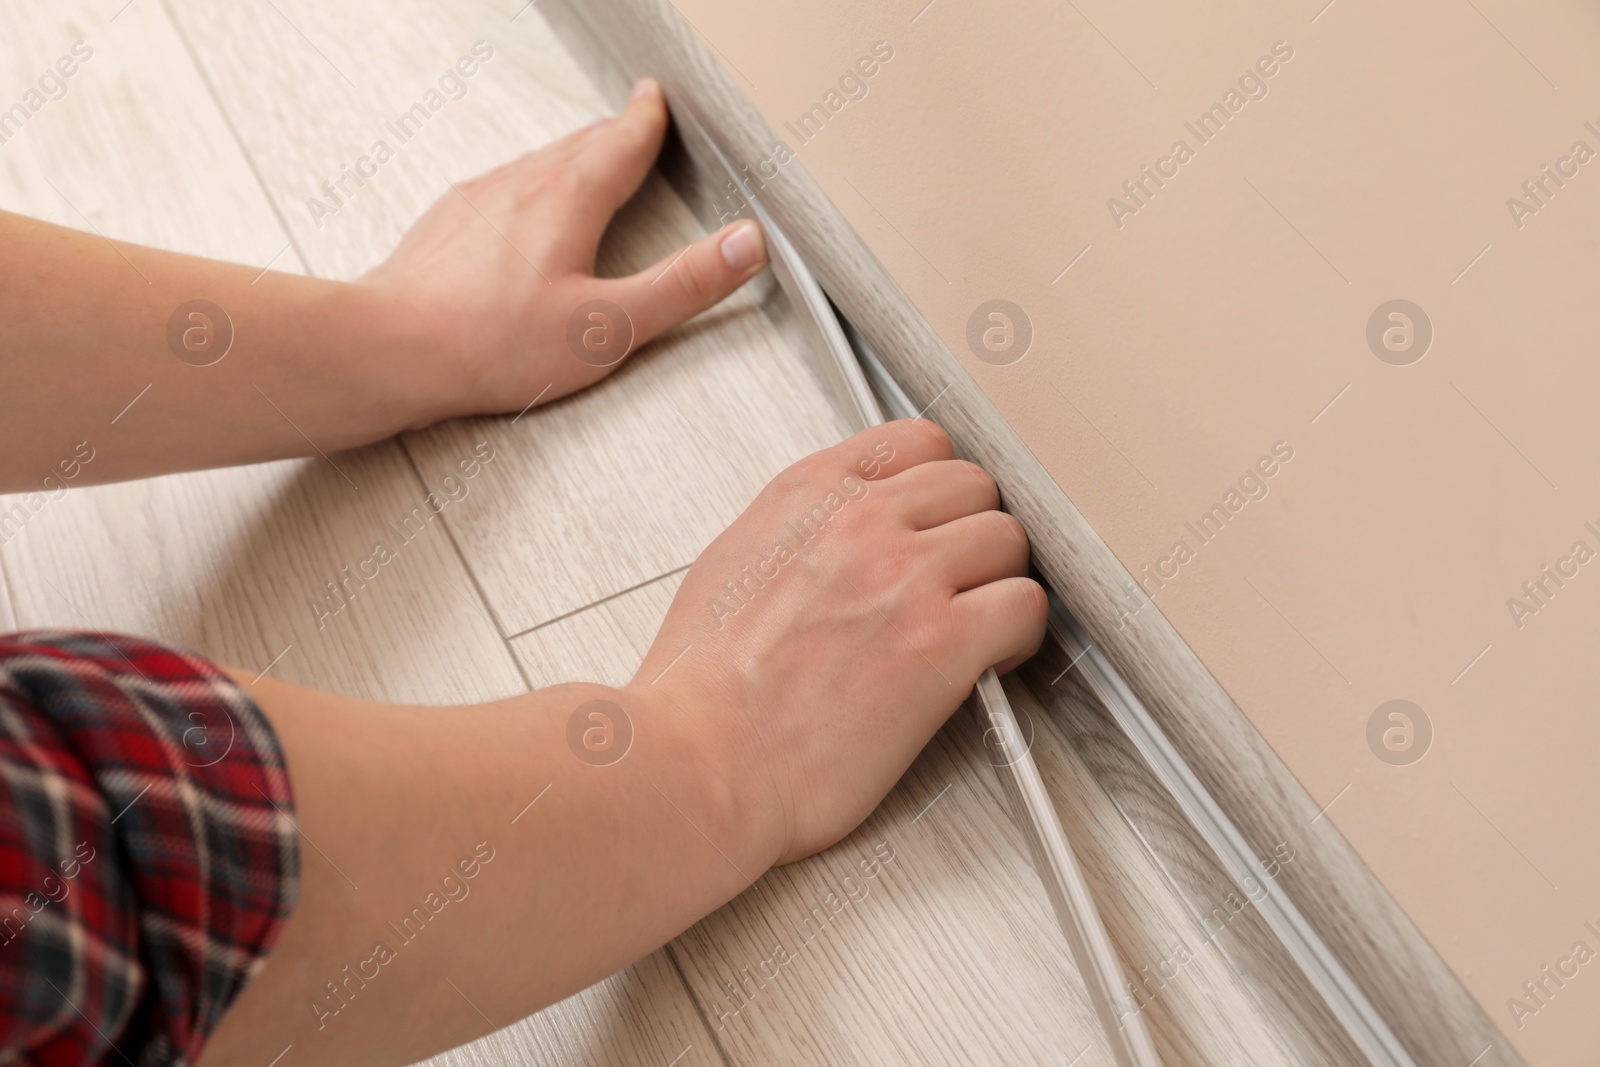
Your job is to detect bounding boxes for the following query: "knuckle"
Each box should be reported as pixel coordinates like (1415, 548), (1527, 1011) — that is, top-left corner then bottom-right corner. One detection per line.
(673, 246), (719, 304)
(905, 418), (952, 453)
(864, 541), (918, 597)
(990, 511), (1028, 549)
(764, 465), (813, 504)
(839, 433), (892, 481)
(894, 606), (947, 661)
(825, 495), (873, 539)
(788, 451), (834, 486)
(554, 162), (588, 193)
(525, 162), (579, 201)
(600, 112), (648, 145)
(1015, 579), (1049, 625)
(906, 618), (947, 662)
(956, 460), (999, 496)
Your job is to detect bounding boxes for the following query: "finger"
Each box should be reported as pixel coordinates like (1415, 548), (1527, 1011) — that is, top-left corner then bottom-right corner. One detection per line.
(950, 577), (1048, 677)
(886, 459), (998, 529)
(823, 419), (955, 484)
(572, 78), (670, 220)
(471, 119), (612, 190)
(596, 219), (768, 346)
(919, 510), (1030, 592)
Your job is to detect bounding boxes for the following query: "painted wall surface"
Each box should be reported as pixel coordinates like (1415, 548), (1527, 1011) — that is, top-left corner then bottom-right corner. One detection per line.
(670, 0), (1600, 1060)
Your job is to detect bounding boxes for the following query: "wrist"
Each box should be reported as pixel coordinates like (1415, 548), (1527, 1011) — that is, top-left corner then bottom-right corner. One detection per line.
(623, 677), (786, 880)
(338, 278), (474, 435)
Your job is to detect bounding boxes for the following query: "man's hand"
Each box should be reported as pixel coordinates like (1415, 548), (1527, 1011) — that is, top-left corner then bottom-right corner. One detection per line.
(632, 419), (1048, 865)
(362, 77), (769, 424)
(0, 79), (765, 489)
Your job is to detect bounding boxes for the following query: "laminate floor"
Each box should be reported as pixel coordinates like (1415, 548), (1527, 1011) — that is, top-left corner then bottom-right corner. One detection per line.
(0, 3), (1335, 1063)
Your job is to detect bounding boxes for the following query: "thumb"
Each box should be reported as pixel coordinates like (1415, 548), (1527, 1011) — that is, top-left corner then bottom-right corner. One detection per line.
(601, 219), (768, 348)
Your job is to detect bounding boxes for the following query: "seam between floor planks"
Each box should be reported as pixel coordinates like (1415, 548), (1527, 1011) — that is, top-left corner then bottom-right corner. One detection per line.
(505, 562), (695, 641)
(1, 3), (1321, 1063)
(160, 0), (547, 697)
(158, 0), (553, 698)
(156, 0), (315, 279)
(396, 436), (537, 691)
(0, 4), (722, 1064)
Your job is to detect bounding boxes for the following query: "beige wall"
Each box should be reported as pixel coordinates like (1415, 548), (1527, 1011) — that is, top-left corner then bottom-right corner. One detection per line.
(675, 0), (1600, 1061)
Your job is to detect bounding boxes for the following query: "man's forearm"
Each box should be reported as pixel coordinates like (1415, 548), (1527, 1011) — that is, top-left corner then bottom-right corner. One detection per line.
(0, 80), (777, 494)
(0, 210), (449, 491)
(198, 676), (774, 1067)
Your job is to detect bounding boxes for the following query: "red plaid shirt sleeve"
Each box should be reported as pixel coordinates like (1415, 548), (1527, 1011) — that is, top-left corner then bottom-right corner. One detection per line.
(0, 631), (300, 1066)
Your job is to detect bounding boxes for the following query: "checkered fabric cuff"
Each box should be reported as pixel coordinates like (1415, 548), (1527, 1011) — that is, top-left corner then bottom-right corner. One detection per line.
(0, 631), (299, 1066)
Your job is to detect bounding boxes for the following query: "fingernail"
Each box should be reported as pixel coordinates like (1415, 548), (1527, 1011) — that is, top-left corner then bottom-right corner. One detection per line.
(719, 221), (766, 271)
(629, 77), (658, 102)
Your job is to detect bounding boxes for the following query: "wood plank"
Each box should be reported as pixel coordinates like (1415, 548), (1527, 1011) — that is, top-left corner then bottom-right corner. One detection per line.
(537, 1), (1520, 1062)
(1006, 649), (1362, 1065)
(508, 569), (684, 689)
(0, 4), (720, 1064)
(0, 1), (290, 266)
(0, 553), (16, 632)
(0, 449), (530, 705)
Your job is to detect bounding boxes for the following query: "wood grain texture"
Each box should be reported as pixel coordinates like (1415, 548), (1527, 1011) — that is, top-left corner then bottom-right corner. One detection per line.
(995, 677), (1302, 1067)
(536, 1), (1521, 1063)
(0, 545), (16, 633)
(0, 3), (292, 267)
(0, 450), (529, 705)
(0, 1), (1440, 1064)
(0, 3), (718, 1063)
(1008, 639), (1364, 1066)
(509, 569), (685, 689)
